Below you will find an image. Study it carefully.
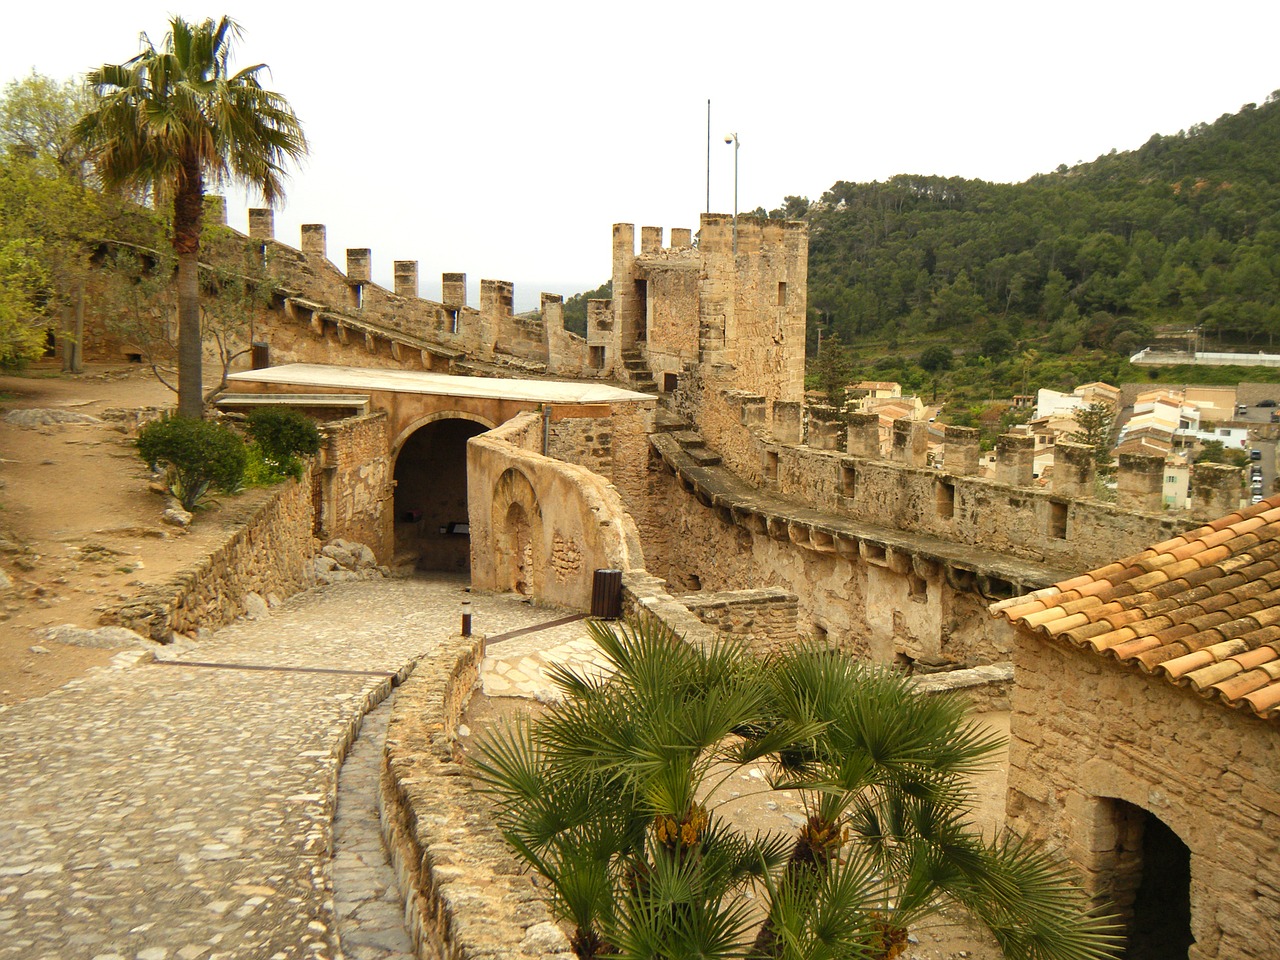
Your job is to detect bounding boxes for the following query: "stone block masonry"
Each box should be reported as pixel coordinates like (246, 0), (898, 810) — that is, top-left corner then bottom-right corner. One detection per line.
(319, 413), (394, 562)
(1004, 632), (1280, 958)
(679, 587), (799, 656)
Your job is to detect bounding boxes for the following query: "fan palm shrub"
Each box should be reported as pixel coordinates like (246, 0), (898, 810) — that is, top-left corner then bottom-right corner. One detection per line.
(475, 616), (1119, 960)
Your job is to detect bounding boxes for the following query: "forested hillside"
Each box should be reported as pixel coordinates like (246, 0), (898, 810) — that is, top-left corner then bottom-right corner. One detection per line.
(774, 91), (1280, 368)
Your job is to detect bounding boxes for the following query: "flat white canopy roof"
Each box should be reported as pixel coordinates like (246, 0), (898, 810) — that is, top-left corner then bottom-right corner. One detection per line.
(227, 364), (653, 404)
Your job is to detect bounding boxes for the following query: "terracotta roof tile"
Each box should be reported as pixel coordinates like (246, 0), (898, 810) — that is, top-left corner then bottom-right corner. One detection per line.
(1055, 574), (1096, 592)
(1242, 685), (1280, 718)
(997, 493), (1280, 724)
(1184, 660), (1247, 692)
(1231, 646), (1280, 670)
(1135, 643), (1191, 671)
(1208, 512), (1246, 531)
(1158, 639), (1249, 680)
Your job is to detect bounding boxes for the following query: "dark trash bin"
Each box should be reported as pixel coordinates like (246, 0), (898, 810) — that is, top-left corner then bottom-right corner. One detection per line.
(591, 568), (623, 619)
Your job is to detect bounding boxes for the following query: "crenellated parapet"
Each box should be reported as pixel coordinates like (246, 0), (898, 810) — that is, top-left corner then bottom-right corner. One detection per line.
(609, 214), (808, 408)
(658, 386), (1241, 580)
(215, 207), (602, 378)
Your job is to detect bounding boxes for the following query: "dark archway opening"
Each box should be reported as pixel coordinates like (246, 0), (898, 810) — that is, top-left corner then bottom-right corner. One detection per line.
(1109, 801), (1193, 959)
(393, 418), (487, 572)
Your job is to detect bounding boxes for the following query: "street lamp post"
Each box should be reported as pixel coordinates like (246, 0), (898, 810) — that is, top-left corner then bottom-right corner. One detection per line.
(724, 132), (739, 255)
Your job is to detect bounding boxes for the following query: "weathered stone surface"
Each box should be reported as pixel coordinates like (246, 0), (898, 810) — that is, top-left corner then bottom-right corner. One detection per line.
(161, 504), (192, 527)
(243, 591), (270, 619)
(3, 408), (101, 428)
(40, 623), (157, 649)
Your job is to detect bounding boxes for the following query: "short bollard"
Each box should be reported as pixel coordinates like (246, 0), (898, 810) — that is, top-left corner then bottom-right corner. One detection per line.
(461, 598), (472, 637)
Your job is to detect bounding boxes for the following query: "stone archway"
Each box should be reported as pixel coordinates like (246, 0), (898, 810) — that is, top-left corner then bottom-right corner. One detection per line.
(1080, 797), (1194, 959)
(490, 468), (544, 596)
(392, 417), (489, 571)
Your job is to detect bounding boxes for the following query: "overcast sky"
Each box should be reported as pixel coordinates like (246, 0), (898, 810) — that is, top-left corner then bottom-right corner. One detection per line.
(4, 1), (1279, 310)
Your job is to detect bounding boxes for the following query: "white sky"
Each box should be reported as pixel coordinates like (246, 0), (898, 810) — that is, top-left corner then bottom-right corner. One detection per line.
(4, 1), (1279, 311)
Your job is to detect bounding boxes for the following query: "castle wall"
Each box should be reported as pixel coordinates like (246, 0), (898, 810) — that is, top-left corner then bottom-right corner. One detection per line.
(1006, 627), (1280, 959)
(667, 390), (1195, 571)
(639, 460), (1010, 666)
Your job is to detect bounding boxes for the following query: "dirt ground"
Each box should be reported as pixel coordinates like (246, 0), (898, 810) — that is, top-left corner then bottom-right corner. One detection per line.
(0, 359), (240, 706)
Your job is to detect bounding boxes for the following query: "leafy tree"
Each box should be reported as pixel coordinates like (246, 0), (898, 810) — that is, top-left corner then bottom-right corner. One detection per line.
(198, 234), (276, 391)
(919, 344), (953, 372)
(562, 280), (612, 337)
(477, 616), (1121, 960)
(811, 333), (854, 408)
(0, 239), (51, 368)
(0, 73), (105, 371)
(1068, 400), (1117, 477)
(96, 246), (180, 390)
(137, 414), (247, 510)
(1195, 439), (1227, 463)
(73, 16), (307, 418)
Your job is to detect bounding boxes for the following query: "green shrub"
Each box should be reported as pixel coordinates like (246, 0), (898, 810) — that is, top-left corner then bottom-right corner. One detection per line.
(245, 406), (321, 479)
(137, 415), (247, 511)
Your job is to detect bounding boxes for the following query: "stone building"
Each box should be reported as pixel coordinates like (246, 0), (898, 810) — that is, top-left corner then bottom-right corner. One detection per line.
(993, 498), (1280, 959)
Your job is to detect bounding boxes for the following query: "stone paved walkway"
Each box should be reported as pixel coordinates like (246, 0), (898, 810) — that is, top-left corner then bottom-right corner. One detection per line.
(0, 575), (601, 960)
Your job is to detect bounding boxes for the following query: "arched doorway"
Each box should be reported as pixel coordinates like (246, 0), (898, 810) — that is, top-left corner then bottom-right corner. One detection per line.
(392, 417), (488, 571)
(491, 468), (544, 596)
(1095, 799), (1194, 959)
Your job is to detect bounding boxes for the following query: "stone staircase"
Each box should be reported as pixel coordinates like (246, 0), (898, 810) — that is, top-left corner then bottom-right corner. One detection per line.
(620, 348), (658, 394)
(651, 409), (721, 466)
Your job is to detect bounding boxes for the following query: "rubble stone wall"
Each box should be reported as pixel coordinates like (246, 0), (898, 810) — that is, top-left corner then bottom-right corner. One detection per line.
(320, 413), (394, 563)
(678, 588), (799, 656)
(1006, 629), (1280, 959)
(104, 468), (318, 641)
(379, 633), (569, 960)
(640, 464), (1010, 666)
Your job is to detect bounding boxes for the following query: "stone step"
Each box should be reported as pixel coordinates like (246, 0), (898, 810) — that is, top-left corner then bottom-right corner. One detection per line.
(672, 431), (708, 449)
(684, 446), (722, 467)
(654, 409), (690, 433)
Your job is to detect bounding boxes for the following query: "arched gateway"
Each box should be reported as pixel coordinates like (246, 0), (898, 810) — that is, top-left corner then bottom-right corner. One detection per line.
(393, 416), (490, 571)
(222, 363), (655, 574)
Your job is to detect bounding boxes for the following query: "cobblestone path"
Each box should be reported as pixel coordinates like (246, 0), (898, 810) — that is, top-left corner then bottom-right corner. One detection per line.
(0, 575), (596, 960)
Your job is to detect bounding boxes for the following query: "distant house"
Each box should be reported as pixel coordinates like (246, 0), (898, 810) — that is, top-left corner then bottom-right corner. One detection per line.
(1035, 381), (1120, 421)
(865, 396), (924, 454)
(848, 380), (902, 404)
(993, 497), (1280, 958)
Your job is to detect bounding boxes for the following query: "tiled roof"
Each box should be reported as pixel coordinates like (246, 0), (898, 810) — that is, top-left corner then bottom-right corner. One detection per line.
(992, 495), (1280, 723)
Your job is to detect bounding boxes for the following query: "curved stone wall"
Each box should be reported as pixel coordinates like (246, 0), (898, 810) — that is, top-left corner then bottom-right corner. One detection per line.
(378, 633), (569, 960)
(467, 412), (646, 609)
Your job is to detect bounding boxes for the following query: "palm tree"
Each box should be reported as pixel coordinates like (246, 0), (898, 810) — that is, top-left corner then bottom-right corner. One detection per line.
(73, 16), (306, 418)
(752, 648), (1119, 959)
(476, 617), (1120, 960)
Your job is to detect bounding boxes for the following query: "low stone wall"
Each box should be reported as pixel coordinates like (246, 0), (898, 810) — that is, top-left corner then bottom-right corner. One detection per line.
(379, 633), (569, 960)
(103, 467), (319, 641)
(678, 587), (799, 656)
(911, 663), (1014, 712)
